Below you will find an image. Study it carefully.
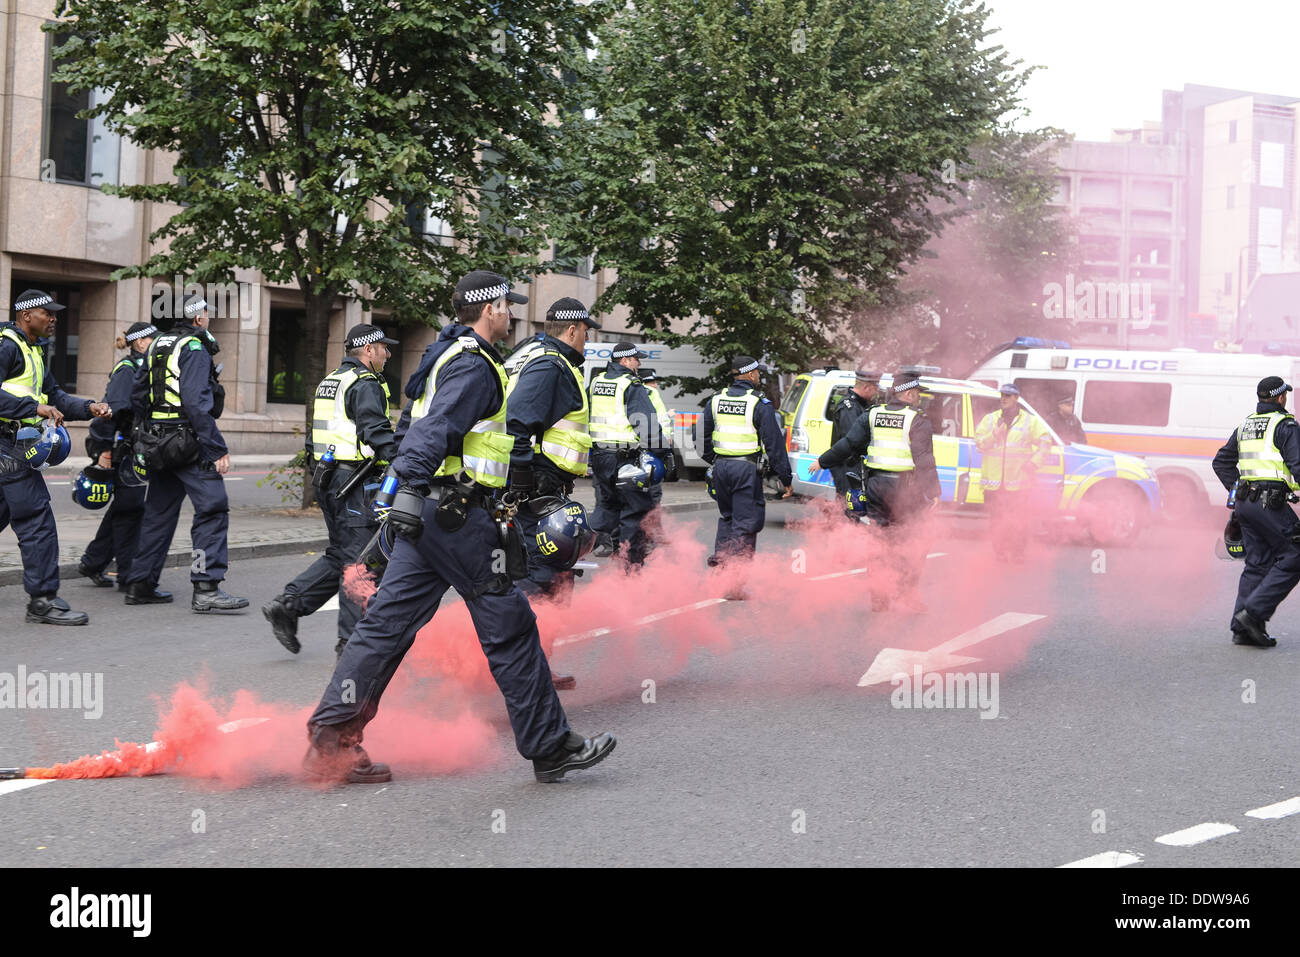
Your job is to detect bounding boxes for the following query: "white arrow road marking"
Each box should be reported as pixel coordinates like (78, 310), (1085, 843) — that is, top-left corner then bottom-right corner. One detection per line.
(553, 598), (730, 648)
(858, 611), (1046, 687)
(1058, 851), (1143, 868)
(1154, 823), (1239, 846)
(1246, 797), (1300, 820)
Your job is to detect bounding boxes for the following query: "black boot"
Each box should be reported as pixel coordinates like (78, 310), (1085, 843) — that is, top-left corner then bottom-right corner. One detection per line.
(303, 724), (391, 784)
(25, 595), (89, 626)
(192, 581), (249, 613)
(262, 594), (301, 653)
(77, 562), (116, 588)
(533, 731), (617, 783)
(1232, 610), (1276, 647)
(124, 581), (174, 605)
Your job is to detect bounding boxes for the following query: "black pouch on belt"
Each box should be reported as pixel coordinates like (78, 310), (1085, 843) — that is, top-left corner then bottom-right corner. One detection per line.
(1266, 487), (1286, 510)
(499, 518), (529, 580)
(1248, 484), (1264, 503)
(434, 487), (473, 532)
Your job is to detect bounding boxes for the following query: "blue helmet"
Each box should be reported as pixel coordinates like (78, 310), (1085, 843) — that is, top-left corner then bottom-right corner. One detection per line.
(72, 465), (115, 510)
(845, 486), (869, 514)
(532, 496), (595, 569)
(20, 423), (71, 470)
(359, 521), (398, 575)
(118, 449), (149, 488)
(615, 451), (664, 491)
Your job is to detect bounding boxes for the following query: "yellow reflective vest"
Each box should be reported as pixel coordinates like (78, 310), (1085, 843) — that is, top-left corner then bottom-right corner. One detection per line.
(588, 371), (641, 446)
(143, 331), (208, 422)
(0, 327), (47, 425)
(864, 405), (918, 472)
(505, 347), (592, 476)
(311, 364), (392, 463)
(1237, 411), (1300, 491)
(975, 408), (1051, 491)
(709, 391), (761, 455)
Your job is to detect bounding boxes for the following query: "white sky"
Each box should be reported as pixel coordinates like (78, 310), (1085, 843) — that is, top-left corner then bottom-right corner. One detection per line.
(984, 0), (1300, 140)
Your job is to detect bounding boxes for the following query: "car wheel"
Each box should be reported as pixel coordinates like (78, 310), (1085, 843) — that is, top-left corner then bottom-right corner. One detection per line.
(1157, 474), (1204, 520)
(1084, 483), (1144, 546)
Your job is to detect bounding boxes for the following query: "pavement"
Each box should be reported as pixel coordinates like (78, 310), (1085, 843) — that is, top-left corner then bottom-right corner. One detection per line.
(0, 456), (718, 586)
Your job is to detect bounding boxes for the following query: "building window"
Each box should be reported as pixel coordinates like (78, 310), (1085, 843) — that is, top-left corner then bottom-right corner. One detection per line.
(405, 202), (455, 246)
(1226, 185), (1234, 209)
(552, 244), (592, 278)
(1079, 177), (1121, 207)
(43, 32), (119, 188)
(1081, 381), (1171, 427)
(267, 310), (308, 404)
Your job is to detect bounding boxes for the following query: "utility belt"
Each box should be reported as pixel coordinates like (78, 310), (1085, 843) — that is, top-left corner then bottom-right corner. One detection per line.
(594, 443), (642, 460)
(135, 420), (200, 470)
(1235, 480), (1298, 510)
(0, 419), (20, 443)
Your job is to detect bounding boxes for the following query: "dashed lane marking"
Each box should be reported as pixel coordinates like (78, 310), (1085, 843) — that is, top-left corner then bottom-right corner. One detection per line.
(1058, 851), (1143, 868)
(1245, 797), (1300, 820)
(809, 553), (946, 582)
(1153, 822), (1239, 847)
(553, 598), (730, 648)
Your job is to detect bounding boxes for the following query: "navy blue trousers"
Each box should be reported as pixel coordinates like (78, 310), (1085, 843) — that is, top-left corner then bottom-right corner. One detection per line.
(0, 437), (59, 597)
(309, 497), (570, 760)
(589, 448), (654, 563)
(1232, 496), (1300, 629)
(126, 462), (230, 585)
(81, 481), (147, 582)
(711, 455), (765, 560)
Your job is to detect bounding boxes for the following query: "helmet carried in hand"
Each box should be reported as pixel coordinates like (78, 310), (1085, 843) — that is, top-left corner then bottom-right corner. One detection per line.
(72, 465), (115, 510)
(532, 496), (595, 570)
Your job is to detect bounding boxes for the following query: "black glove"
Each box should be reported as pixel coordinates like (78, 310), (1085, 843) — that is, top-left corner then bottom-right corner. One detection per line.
(388, 485), (427, 541)
(508, 465), (535, 499)
(661, 450), (679, 483)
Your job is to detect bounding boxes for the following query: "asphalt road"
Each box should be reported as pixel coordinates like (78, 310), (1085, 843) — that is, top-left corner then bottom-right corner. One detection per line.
(1, 502), (1297, 868)
(45, 468), (291, 520)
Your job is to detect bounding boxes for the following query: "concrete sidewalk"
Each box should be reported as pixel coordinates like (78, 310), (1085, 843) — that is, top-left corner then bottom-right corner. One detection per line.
(0, 478), (718, 587)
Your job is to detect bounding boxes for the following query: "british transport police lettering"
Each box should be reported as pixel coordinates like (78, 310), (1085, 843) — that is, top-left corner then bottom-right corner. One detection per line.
(1240, 417), (1269, 440)
(316, 380), (340, 399)
(874, 412), (906, 429)
(591, 380), (618, 397)
(717, 399), (749, 416)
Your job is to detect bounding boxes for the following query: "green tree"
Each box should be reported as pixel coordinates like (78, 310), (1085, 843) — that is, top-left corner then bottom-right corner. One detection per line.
(562, 0), (1028, 392)
(50, 0), (599, 501)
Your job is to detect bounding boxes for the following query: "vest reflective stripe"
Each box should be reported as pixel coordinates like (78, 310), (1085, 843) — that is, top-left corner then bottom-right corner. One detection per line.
(1238, 412), (1300, 491)
(311, 366), (391, 462)
(0, 328), (47, 425)
(409, 338), (511, 487)
(647, 387), (673, 444)
(710, 391), (761, 455)
(505, 348), (592, 475)
(588, 372), (640, 446)
(145, 333), (197, 421)
(864, 406), (918, 472)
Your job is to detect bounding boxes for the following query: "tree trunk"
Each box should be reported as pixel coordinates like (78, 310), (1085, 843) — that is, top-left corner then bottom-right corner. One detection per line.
(300, 292), (334, 510)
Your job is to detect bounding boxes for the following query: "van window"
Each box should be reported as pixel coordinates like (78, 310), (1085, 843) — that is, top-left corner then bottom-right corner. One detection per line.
(780, 378), (809, 420)
(1014, 377), (1077, 412)
(1080, 381), (1171, 427)
(925, 393), (962, 437)
(825, 385), (853, 420)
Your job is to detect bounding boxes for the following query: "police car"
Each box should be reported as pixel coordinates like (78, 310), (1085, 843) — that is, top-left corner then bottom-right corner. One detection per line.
(779, 368), (1162, 545)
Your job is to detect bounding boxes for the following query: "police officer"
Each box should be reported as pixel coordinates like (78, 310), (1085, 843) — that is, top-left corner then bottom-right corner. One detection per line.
(638, 368), (679, 510)
(77, 321), (158, 589)
(1211, 375), (1300, 648)
(304, 271), (615, 784)
(504, 297), (601, 603)
(828, 369), (883, 516)
(1045, 392), (1086, 444)
(587, 341), (668, 565)
(817, 371), (940, 612)
(974, 384), (1052, 564)
(263, 324), (400, 657)
(124, 293), (247, 611)
(702, 356), (793, 568)
(0, 289), (111, 624)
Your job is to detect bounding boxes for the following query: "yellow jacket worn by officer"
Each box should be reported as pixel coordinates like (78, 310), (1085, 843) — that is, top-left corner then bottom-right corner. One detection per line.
(975, 383), (1052, 563)
(264, 324), (401, 657)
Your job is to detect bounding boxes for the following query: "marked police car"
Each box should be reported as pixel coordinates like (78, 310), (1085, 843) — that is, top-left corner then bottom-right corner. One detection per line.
(779, 368), (1162, 545)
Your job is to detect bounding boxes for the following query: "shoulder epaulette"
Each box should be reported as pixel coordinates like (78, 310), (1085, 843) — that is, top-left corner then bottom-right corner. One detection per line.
(458, 336), (480, 351)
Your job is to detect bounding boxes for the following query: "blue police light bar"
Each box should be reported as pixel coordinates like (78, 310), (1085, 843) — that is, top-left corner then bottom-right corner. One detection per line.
(1010, 336), (1070, 349)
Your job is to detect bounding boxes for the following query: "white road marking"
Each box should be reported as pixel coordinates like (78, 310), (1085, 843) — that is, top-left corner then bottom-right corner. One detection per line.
(1154, 823), (1239, 846)
(809, 553), (946, 582)
(926, 552), (947, 558)
(1058, 851), (1143, 868)
(553, 598), (730, 648)
(225, 476), (244, 481)
(1245, 797), (1300, 820)
(858, 611), (1047, 687)
(50, 482), (69, 487)
(321, 595), (340, 611)
(0, 779), (51, 796)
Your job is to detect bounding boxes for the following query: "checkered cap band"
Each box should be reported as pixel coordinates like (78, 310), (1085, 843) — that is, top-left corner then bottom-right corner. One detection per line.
(461, 282), (510, 304)
(184, 297), (208, 316)
(553, 309), (589, 322)
(125, 325), (159, 343)
(1268, 382), (1291, 397)
(735, 360), (759, 374)
(348, 329), (385, 348)
(892, 378), (921, 393)
(612, 347), (642, 359)
(13, 294), (52, 311)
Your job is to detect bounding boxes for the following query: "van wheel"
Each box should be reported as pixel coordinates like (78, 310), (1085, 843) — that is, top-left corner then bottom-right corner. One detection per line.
(1084, 483), (1144, 547)
(1158, 475), (1204, 520)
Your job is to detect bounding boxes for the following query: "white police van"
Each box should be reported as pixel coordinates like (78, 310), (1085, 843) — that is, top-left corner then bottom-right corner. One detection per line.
(968, 338), (1300, 514)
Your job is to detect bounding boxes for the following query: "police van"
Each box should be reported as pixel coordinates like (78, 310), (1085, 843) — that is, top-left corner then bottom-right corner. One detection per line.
(779, 368), (1162, 544)
(967, 339), (1300, 515)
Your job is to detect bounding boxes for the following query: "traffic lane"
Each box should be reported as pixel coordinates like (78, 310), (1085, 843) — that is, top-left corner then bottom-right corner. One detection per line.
(45, 469), (290, 520)
(2, 518), (1297, 866)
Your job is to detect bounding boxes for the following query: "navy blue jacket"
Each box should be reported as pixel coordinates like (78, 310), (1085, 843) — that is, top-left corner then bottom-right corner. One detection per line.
(391, 324), (505, 486)
(506, 335), (585, 471)
(130, 323), (227, 462)
(594, 361), (669, 453)
(701, 379), (793, 486)
(1213, 401), (1300, 489)
(818, 399), (941, 501)
(0, 321), (93, 423)
(88, 352), (144, 456)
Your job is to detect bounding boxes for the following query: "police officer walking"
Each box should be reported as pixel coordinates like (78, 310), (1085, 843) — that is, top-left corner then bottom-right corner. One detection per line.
(77, 322), (158, 589)
(817, 370), (939, 612)
(828, 369), (883, 517)
(1212, 375), (1300, 648)
(638, 368), (679, 512)
(587, 341), (667, 565)
(702, 356), (792, 568)
(124, 293), (247, 611)
(304, 271), (615, 784)
(263, 324), (400, 657)
(0, 289), (111, 624)
(975, 384), (1052, 563)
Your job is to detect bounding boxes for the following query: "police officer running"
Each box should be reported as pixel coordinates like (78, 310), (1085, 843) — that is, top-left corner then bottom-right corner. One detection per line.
(263, 324), (400, 657)
(124, 293), (247, 612)
(0, 289), (111, 624)
(702, 356), (793, 568)
(1212, 375), (1300, 648)
(975, 384), (1052, 564)
(77, 321), (158, 589)
(587, 341), (668, 565)
(828, 369), (883, 517)
(304, 271), (615, 784)
(817, 370), (939, 612)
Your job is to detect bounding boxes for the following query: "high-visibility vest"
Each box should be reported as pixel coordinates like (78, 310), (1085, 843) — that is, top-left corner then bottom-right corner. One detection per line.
(505, 347), (592, 476)
(864, 405), (918, 472)
(144, 331), (208, 422)
(709, 391), (761, 456)
(588, 371), (641, 446)
(647, 386), (673, 446)
(311, 365), (392, 463)
(975, 408), (1050, 490)
(1237, 411), (1300, 491)
(504, 336), (547, 376)
(0, 327), (47, 425)
(408, 336), (512, 487)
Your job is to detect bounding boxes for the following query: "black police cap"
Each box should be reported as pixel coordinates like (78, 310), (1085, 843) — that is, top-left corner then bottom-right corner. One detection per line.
(731, 355), (760, 374)
(546, 297), (600, 329)
(453, 270), (527, 307)
(345, 324), (400, 349)
(612, 341), (649, 360)
(1258, 376), (1293, 399)
(13, 289), (65, 313)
